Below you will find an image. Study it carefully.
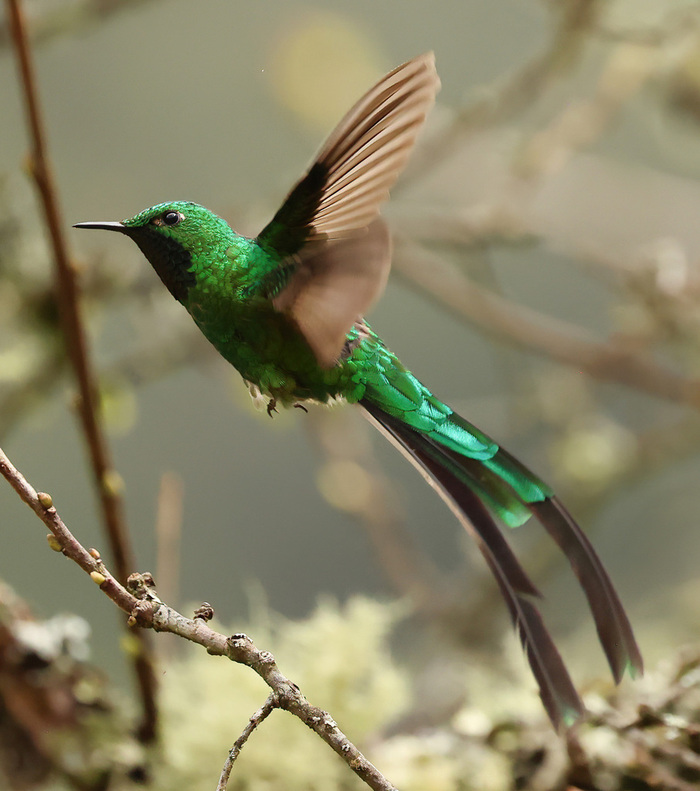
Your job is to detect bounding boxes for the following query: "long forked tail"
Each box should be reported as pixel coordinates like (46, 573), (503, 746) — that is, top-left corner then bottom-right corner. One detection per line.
(360, 397), (642, 728)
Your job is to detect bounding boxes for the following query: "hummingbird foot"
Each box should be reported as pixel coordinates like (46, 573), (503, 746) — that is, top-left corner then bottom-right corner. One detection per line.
(293, 403), (309, 413)
(266, 398), (278, 418)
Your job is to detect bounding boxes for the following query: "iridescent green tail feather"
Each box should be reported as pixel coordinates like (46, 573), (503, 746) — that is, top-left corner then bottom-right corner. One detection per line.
(359, 342), (643, 726)
(362, 399), (585, 728)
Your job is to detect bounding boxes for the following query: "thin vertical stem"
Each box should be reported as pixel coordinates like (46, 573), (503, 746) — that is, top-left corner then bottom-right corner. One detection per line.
(5, 0), (158, 743)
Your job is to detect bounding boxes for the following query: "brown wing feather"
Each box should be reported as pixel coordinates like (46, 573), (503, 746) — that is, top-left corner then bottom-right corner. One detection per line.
(274, 220), (391, 366)
(309, 51), (439, 239)
(262, 53), (440, 366)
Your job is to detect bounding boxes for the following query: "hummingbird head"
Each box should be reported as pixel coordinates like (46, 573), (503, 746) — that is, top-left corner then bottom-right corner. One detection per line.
(74, 201), (233, 303)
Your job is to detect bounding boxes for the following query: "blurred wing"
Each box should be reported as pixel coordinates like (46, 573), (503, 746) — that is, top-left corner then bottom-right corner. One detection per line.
(272, 220), (391, 366)
(257, 52), (440, 366)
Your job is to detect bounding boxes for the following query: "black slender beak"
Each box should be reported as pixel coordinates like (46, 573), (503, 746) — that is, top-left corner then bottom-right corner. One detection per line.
(73, 221), (129, 233)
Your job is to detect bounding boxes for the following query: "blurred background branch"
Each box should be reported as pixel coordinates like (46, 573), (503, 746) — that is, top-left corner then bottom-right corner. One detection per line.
(0, 0), (160, 50)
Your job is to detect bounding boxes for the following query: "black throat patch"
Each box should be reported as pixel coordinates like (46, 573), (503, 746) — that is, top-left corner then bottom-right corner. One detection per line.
(130, 228), (197, 303)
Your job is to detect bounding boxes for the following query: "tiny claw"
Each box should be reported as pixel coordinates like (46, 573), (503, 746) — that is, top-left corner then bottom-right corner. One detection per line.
(293, 403), (309, 413)
(267, 398), (278, 418)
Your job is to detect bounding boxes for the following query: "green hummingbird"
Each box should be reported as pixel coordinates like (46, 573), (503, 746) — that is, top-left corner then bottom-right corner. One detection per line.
(75, 52), (641, 727)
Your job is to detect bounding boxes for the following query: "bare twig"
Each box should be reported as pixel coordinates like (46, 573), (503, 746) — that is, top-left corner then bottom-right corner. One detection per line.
(216, 694), (276, 791)
(0, 445), (399, 791)
(5, 0), (157, 742)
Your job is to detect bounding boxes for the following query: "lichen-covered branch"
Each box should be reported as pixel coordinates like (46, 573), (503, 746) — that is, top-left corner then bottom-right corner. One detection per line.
(0, 445), (399, 791)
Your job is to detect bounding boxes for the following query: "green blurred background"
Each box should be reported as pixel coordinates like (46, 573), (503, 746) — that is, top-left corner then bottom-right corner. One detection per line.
(3, 0), (700, 692)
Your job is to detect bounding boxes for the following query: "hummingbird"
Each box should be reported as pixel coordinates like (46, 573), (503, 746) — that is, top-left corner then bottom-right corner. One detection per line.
(75, 52), (642, 727)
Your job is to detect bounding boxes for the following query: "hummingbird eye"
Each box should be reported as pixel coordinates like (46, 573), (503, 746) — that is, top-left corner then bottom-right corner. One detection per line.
(161, 210), (184, 226)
